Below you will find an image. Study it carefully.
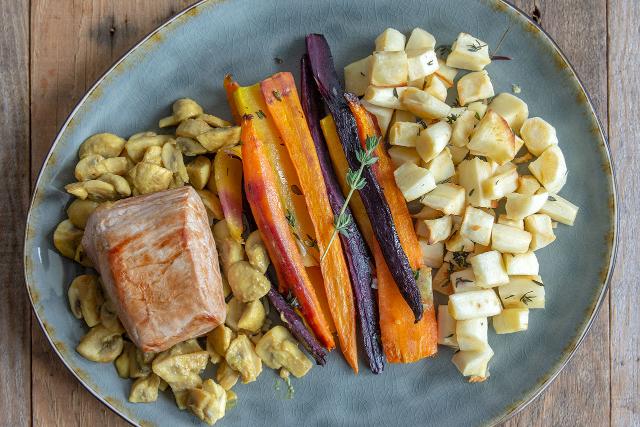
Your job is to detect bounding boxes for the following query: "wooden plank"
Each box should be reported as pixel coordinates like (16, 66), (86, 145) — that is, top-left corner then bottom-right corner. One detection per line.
(505, 1), (610, 426)
(0, 0), (31, 425)
(30, 2), (196, 425)
(607, 1), (640, 426)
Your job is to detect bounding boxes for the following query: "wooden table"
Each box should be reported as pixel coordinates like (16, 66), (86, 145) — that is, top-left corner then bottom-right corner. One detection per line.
(1, 0), (637, 425)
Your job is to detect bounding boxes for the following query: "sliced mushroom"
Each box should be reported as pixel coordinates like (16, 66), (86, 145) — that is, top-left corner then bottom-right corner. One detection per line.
(255, 326), (312, 378)
(222, 276), (232, 299)
(99, 299), (124, 333)
(129, 373), (161, 403)
(97, 173), (131, 197)
(129, 162), (172, 194)
(161, 142), (189, 185)
(245, 231), (270, 274)
(176, 137), (208, 156)
(212, 220), (245, 274)
(227, 261), (271, 302)
(215, 360), (240, 390)
(129, 345), (152, 378)
(224, 297), (245, 332)
(125, 132), (173, 163)
(67, 274), (103, 327)
(75, 154), (107, 181)
(100, 157), (129, 175)
(186, 156), (211, 190)
(67, 199), (99, 229)
(79, 133), (126, 159)
(196, 189), (224, 221)
(65, 180), (119, 201)
(151, 350), (209, 391)
(187, 379), (226, 425)
(76, 324), (124, 363)
(158, 378), (169, 391)
(142, 145), (163, 165)
(74, 243), (94, 267)
(205, 341), (222, 364)
(115, 341), (132, 378)
(173, 98), (204, 122)
(207, 325), (235, 357)
(238, 299), (266, 333)
(224, 335), (262, 383)
(54, 219), (83, 259)
(196, 127), (241, 152)
(173, 389), (189, 410)
(196, 113), (232, 128)
(225, 390), (237, 410)
(176, 119), (212, 139)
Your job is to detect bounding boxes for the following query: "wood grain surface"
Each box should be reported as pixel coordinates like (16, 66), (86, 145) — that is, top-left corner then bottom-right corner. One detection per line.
(0, 0), (635, 425)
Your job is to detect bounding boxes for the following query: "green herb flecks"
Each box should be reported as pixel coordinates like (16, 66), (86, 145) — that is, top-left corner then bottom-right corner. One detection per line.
(520, 290), (535, 305)
(272, 90), (283, 101)
(392, 88), (399, 99)
(255, 109), (266, 119)
(467, 39), (487, 52)
(285, 209), (296, 228)
(446, 113), (459, 124)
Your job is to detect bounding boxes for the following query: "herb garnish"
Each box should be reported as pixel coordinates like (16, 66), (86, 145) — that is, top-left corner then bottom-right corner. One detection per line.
(427, 59), (434, 66)
(445, 334), (454, 339)
(417, 119), (428, 129)
(446, 113), (459, 124)
(435, 44), (452, 58)
(414, 269), (421, 280)
(519, 290), (535, 305)
(304, 234), (318, 249)
(548, 196), (557, 202)
(455, 277), (473, 287)
(255, 109), (266, 119)
(392, 88), (399, 99)
(272, 90), (283, 101)
(468, 188), (475, 196)
(320, 135), (380, 262)
(503, 294), (515, 299)
(452, 251), (470, 268)
(284, 209), (296, 228)
(474, 111), (481, 121)
(532, 280), (544, 287)
(467, 39), (487, 52)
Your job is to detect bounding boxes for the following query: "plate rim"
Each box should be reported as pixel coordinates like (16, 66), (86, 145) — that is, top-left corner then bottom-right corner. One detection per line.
(22, 0), (619, 426)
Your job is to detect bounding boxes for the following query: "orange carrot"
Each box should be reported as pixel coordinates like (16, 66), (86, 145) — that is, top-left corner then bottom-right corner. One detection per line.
(261, 73), (358, 372)
(223, 74), (242, 125)
(241, 116), (335, 349)
(214, 151), (244, 243)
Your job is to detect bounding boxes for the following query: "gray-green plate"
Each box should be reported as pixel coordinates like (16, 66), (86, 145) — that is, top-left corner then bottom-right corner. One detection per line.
(24, 0), (617, 425)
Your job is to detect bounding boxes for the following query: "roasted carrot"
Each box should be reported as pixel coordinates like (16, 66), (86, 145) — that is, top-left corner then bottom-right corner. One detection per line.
(223, 74), (242, 125)
(260, 72), (358, 372)
(241, 116), (335, 349)
(214, 151), (244, 243)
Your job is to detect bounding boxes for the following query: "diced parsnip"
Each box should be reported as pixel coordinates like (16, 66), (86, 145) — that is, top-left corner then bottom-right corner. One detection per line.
(388, 146), (421, 168)
(433, 262), (453, 295)
(498, 276), (545, 309)
(424, 75), (448, 102)
(457, 71), (495, 106)
(467, 101), (488, 119)
(514, 135), (525, 154)
(517, 175), (541, 195)
(407, 49), (439, 81)
(389, 122), (422, 147)
(449, 145), (469, 165)
(503, 252), (539, 276)
(473, 243), (491, 255)
(401, 87), (451, 119)
(425, 148), (455, 183)
(421, 183), (466, 215)
(408, 77), (425, 88)
(493, 308), (529, 334)
(505, 190), (548, 220)
(539, 193), (579, 226)
(452, 346), (494, 378)
(446, 33), (491, 71)
(344, 55), (372, 97)
(391, 109), (417, 125)
(520, 117), (558, 156)
(491, 223), (532, 254)
(445, 231), (475, 253)
(458, 157), (493, 207)
(524, 213), (556, 250)
(468, 110), (516, 165)
(419, 239), (445, 268)
(460, 206), (494, 245)
(451, 110), (479, 147)
(415, 219), (428, 237)
(364, 86), (407, 109)
(406, 28), (436, 51)
(482, 162), (518, 200)
(450, 268), (482, 293)
(437, 305), (458, 347)
(456, 318), (488, 351)
(413, 205), (444, 220)
(375, 28), (406, 51)
(393, 163), (436, 202)
(469, 250), (509, 288)
(370, 51), (408, 87)
(434, 59), (458, 87)
(361, 100), (394, 136)
(423, 215), (453, 244)
(416, 121), (452, 163)
(528, 145), (568, 193)
(497, 214), (524, 229)
(488, 93), (529, 133)
(449, 289), (502, 320)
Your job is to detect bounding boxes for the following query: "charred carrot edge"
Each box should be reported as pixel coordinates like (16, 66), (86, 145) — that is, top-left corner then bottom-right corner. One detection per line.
(214, 151), (244, 243)
(241, 116), (335, 349)
(224, 74), (242, 125)
(260, 72), (358, 372)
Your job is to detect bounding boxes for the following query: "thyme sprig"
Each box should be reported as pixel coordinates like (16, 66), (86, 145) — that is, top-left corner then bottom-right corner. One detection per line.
(320, 135), (380, 262)
(467, 39), (488, 52)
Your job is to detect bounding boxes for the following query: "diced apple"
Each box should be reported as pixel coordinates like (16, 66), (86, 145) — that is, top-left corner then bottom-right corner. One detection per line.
(458, 157), (493, 207)
(488, 93), (529, 133)
(497, 214), (524, 229)
(424, 75), (448, 102)
(528, 145), (568, 193)
(503, 252), (539, 276)
(394, 162), (437, 202)
(445, 231), (475, 253)
(425, 147), (455, 183)
(492, 308), (529, 334)
(407, 49), (439, 81)
(416, 121), (452, 163)
(457, 317), (488, 351)
(517, 175), (541, 195)
(520, 117), (558, 156)
(446, 32), (491, 71)
(468, 110), (516, 165)
(419, 239), (445, 268)
(406, 28), (436, 51)
(467, 101), (487, 119)
(449, 289), (502, 320)
(361, 100), (394, 136)
(375, 28), (406, 51)
(434, 58), (458, 87)
(460, 206), (494, 245)
(450, 268), (482, 293)
(400, 87), (451, 119)
(421, 183), (466, 215)
(451, 346), (494, 378)
(423, 215), (453, 244)
(388, 146), (421, 168)
(498, 276), (545, 309)
(389, 121), (421, 147)
(450, 110), (479, 147)
(370, 51), (408, 87)
(491, 223), (532, 254)
(449, 145), (470, 165)
(482, 162), (518, 200)
(363, 86), (407, 109)
(457, 70), (495, 106)
(524, 213), (556, 250)
(539, 193), (579, 226)
(344, 55), (372, 97)
(433, 262), (453, 295)
(469, 250), (509, 288)
(505, 190), (548, 220)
